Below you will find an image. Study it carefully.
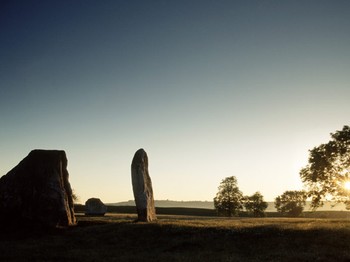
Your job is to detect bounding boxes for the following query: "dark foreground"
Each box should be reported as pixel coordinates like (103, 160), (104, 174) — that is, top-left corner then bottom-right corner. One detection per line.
(1, 214), (349, 262)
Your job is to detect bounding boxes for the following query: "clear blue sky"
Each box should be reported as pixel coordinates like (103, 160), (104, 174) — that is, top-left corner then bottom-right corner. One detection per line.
(1, 1), (349, 203)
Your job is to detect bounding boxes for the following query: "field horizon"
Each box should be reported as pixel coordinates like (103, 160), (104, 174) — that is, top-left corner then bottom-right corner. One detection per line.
(74, 204), (350, 220)
(103, 199), (349, 212)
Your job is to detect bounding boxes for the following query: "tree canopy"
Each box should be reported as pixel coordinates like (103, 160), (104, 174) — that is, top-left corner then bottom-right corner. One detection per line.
(274, 190), (307, 217)
(214, 176), (243, 217)
(300, 125), (350, 210)
(243, 192), (268, 217)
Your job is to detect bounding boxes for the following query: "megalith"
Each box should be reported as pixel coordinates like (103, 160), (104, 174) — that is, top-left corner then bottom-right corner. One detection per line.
(85, 198), (107, 216)
(0, 150), (76, 227)
(131, 148), (156, 222)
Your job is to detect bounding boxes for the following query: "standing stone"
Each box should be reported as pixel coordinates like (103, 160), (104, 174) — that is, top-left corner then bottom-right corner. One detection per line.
(85, 198), (107, 216)
(131, 148), (156, 222)
(0, 150), (76, 227)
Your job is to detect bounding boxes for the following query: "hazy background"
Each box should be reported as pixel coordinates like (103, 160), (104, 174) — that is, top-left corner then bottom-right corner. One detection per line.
(1, 1), (349, 204)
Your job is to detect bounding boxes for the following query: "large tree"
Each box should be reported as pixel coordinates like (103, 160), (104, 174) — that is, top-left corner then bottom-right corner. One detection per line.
(300, 125), (350, 210)
(214, 176), (243, 217)
(275, 190), (307, 217)
(243, 192), (268, 217)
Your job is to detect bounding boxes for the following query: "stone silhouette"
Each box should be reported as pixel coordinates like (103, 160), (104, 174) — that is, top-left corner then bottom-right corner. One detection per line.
(85, 198), (107, 216)
(131, 148), (156, 222)
(0, 150), (76, 227)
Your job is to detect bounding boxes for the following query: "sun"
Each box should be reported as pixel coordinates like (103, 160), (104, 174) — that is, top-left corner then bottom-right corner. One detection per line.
(344, 181), (350, 190)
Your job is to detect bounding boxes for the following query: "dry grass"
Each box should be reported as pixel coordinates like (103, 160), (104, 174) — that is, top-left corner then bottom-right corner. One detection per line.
(1, 213), (350, 261)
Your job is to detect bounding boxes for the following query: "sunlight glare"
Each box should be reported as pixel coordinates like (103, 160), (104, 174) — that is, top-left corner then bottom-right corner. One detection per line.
(344, 181), (350, 190)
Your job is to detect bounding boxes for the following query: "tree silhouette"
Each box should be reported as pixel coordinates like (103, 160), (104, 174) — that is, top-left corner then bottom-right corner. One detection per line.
(274, 190), (307, 217)
(214, 176), (243, 217)
(71, 189), (79, 203)
(300, 125), (350, 210)
(243, 192), (268, 217)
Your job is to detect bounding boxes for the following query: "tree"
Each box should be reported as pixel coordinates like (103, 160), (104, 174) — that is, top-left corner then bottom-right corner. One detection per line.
(214, 176), (243, 217)
(274, 190), (307, 217)
(300, 125), (350, 210)
(71, 189), (79, 203)
(243, 192), (268, 217)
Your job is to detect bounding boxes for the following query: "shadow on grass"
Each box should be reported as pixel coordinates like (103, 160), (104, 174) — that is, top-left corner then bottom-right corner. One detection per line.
(0, 217), (349, 261)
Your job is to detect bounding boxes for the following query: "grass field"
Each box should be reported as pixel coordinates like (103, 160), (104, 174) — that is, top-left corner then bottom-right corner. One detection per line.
(74, 204), (350, 219)
(1, 213), (350, 262)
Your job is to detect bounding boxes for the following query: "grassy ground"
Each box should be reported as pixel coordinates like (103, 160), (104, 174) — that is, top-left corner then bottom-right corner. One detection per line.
(1, 214), (349, 261)
(74, 204), (350, 218)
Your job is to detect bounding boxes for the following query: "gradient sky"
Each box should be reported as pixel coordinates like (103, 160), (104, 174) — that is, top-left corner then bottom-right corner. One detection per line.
(1, 1), (350, 204)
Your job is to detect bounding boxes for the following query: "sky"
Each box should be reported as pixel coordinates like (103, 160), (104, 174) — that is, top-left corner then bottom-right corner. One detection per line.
(1, 0), (350, 204)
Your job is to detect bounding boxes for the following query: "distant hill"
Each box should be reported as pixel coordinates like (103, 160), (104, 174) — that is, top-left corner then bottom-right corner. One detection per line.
(108, 200), (349, 211)
(108, 200), (215, 209)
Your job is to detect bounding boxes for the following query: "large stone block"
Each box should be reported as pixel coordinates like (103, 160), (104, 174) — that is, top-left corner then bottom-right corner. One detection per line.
(0, 150), (76, 227)
(85, 198), (107, 216)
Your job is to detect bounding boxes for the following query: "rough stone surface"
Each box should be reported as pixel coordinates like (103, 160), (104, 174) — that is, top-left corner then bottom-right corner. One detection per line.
(85, 198), (107, 216)
(131, 148), (156, 222)
(0, 150), (76, 227)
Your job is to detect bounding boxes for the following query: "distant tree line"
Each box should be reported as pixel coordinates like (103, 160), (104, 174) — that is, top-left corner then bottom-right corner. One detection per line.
(214, 125), (350, 217)
(214, 176), (308, 217)
(213, 176), (269, 217)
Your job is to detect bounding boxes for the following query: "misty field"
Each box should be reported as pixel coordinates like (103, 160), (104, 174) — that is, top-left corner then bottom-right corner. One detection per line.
(1, 214), (350, 262)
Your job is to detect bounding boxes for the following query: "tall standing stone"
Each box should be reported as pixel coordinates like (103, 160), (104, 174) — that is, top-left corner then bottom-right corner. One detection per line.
(0, 150), (76, 227)
(131, 148), (156, 222)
